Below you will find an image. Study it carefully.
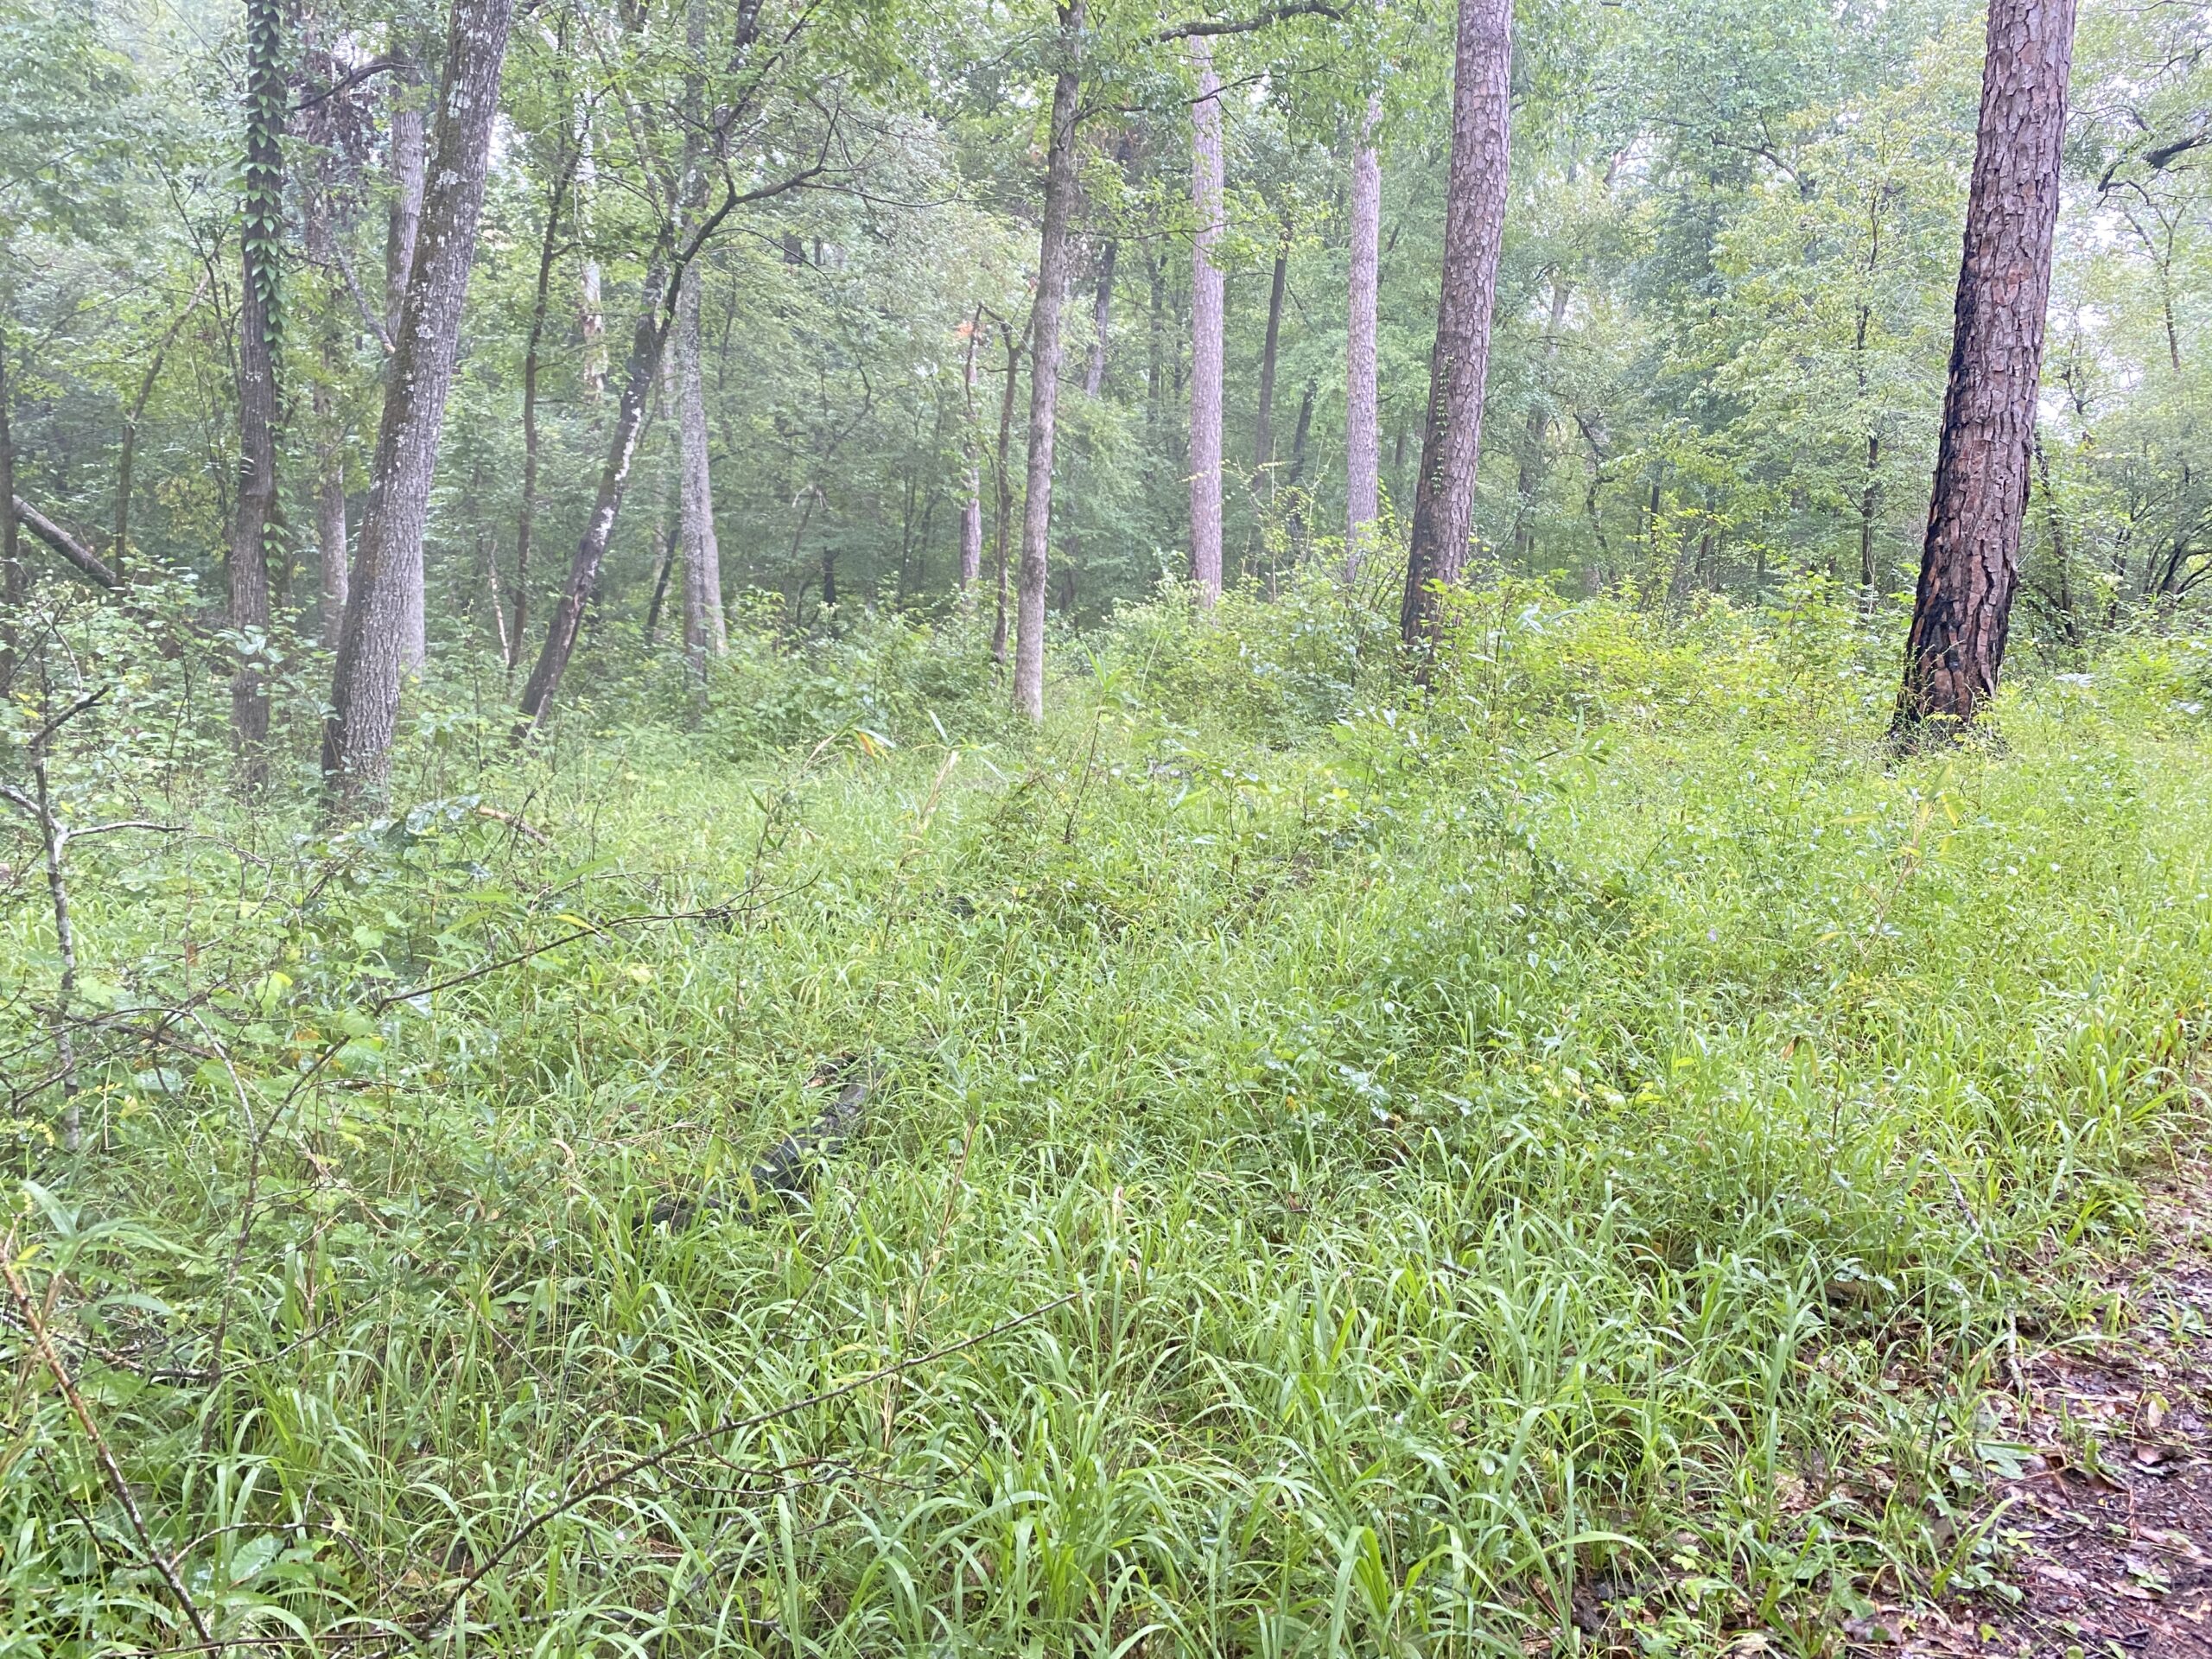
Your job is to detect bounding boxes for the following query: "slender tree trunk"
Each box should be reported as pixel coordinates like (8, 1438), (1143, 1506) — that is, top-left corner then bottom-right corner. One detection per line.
(577, 106), (607, 397)
(1402, 0), (1514, 652)
(1254, 217), (1290, 478)
(676, 268), (726, 666)
(1857, 431), (1881, 606)
(959, 308), (984, 601)
(0, 328), (21, 691)
(515, 260), (671, 735)
(991, 319), (1022, 662)
(315, 389), (348, 643)
(115, 277), (207, 578)
(1511, 273), (1570, 569)
(513, 144), (573, 672)
(1085, 238), (1116, 397)
(2036, 435), (2076, 643)
(323, 0), (516, 805)
(1187, 35), (1225, 607)
(1893, 0), (2077, 741)
(383, 44), (432, 674)
(229, 0), (284, 790)
(643, 511), (678, 643)
(1345, 95), (1382, 577)
(1012, 2), (1084, 719)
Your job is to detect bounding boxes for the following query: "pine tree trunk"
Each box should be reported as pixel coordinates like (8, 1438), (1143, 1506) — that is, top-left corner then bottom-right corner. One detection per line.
(1186, 35), (1225, 607)
(1345, 96), (1382, 577)
(1255, 219), (1289, 478)
(1893, 0), (2076, 741)
(1402, 0), (1514, 652)
(229, 0), (283, 790)
(1013, 0), (1084, 721)
(676, 268), (726, 666)
(323, 0), (516, 805)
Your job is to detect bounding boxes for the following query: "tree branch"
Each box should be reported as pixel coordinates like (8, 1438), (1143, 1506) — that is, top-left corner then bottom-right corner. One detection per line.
(13, 497), (118, 588)
(1153, 1), (1344, 43)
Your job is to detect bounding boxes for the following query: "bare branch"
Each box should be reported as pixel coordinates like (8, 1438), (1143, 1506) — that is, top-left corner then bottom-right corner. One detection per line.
(1153, 1), (1344, 43)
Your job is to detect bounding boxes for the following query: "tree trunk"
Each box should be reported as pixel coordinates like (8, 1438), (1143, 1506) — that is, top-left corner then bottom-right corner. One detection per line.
(1085, 238), (1116, 397)
(513, 143), (573, 672)
(1346, 96), (1382, 577)
(1857, 431), (1881, 607)
(383, 45), (432, 674)
(1013, 2), (1083, 720)
(1893, 0), (2077, 741)
(1402, 0), (1514, 652)
(959, 308), (984, 601)
(676, 267), (726, 666)
(323, 0), (516, 805)
(229, 0), (284, 790)
(515, 261), (671, 736)
(1186, 35), (1225, 607)
(1511, 273), (1570, 569)
(115, 277), (207, 577)
(991, 319), (1022, 663)
(315, 389), (348, 643)
(0, 330), (20, 692)
(1254, 217), (1290, 478)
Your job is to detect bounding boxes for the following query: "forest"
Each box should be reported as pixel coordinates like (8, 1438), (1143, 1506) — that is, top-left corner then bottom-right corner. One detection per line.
(4, 0), (2212, 1652)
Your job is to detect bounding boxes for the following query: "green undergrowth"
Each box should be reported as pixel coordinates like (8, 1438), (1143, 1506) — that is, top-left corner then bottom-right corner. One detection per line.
(5, 580), (2211, 1656)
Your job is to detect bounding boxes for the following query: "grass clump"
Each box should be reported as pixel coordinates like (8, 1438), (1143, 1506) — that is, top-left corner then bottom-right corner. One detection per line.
(3, 582), (2208, 1656)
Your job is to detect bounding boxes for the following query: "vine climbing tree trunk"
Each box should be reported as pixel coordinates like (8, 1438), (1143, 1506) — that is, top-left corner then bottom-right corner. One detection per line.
(323, 0), (517, 807)
(1402, 0), (1513, 652)
(1012, 0), (1084, 721)
(1346, 95), (1381, 577)
(228, 0), (284, 790)
(1893, 0), (2078, 742)
(1187, 35), (1225, 607)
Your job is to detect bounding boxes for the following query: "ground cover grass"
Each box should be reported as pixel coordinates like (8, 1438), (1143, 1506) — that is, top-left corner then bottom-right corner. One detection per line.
(5, 581), (2211, 1656)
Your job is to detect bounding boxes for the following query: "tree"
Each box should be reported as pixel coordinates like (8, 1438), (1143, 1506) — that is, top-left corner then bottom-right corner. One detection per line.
(1345, 93), (1380, 574)
(1186, 34), (1225, 607)
(323, 0), (518, 804)
(1012, 0), (1084, 721)
(1893, 0), (2078, 741)
(676, 265), (728, 665)
(226, 0), (283, 788)
(1401, 0), (1514, 651)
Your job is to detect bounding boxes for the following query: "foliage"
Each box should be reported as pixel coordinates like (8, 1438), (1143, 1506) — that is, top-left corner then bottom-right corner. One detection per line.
(4, 585), (2209, 1653)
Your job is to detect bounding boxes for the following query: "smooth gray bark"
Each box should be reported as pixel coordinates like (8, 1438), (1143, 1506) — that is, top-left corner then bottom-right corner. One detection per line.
(1187, 35), (1225, 607)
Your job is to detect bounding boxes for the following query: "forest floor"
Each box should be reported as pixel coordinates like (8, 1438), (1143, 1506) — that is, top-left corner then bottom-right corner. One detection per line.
(1847, 1160), (2212, 1659)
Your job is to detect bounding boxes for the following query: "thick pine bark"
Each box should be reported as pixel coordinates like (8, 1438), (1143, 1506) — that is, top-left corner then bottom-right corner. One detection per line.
(676, 269), (726, 666)
(1402, 0), (1514, 651)
(1345, 97), (1382, 577)
(1254, 219), (1289, 477)
(1893, 0), (2077, 740)
(322, 0), (515, 804)
(1013, 1), (1084, 721)
(228, 0), (283, 789)
(1187, 36), (1226, 607)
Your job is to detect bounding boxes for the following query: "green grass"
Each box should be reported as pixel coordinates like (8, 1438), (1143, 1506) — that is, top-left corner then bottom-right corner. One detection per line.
(5, 580), (2210, 1656)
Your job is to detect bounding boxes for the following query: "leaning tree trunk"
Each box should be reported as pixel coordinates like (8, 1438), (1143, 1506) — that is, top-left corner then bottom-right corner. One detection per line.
(228, 0), (284, 790)
(1401, 0), (1514, 652)
(385, 37), (430, 671)
(676, 267), (726, 667)
(1012, 0), (1084, 721)
(322, 0), (516, 806)
(1187, 35), (1226, 607)
(1345, 96), (1382, 578)
(515, 261), (672, 735)
(1893, 0), (2077, 741)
